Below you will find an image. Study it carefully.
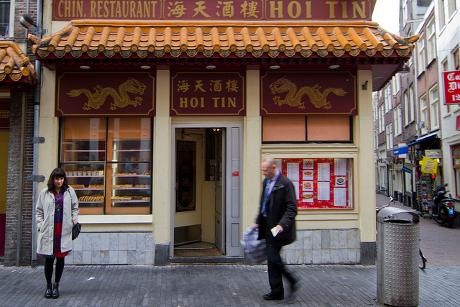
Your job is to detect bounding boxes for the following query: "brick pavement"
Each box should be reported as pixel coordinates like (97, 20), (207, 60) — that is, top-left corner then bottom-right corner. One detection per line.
(1, 264), (459, 307)
(377, 194), (460, 266)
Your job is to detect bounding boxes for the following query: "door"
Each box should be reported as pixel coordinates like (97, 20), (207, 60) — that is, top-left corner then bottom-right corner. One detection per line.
(174, 129), (204, 245)
(214, 129), (224, 253)
(226, 127), (242, 257)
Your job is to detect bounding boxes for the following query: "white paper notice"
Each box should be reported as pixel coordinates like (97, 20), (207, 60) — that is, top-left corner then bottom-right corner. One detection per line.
(287, 163), (300, 181)
(318, 163), (330, 181)
(334, 188), (347, 206)
(334, 159), (347, 176)
(317, 182), (330, 201)
(293, 181), (300, 200)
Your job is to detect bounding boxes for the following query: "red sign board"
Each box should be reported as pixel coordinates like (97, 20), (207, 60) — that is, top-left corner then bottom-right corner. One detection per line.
(261, 71), (357, 115)
(444, 71), (460, 105)
(57, 72), (155, 116)
(53, 0), (373, 21)
(171, 72), (245, 116)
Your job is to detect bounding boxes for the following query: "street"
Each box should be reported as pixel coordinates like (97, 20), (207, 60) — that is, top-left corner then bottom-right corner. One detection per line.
(376, 194), (460, 266)
(0, 194), (458, 306)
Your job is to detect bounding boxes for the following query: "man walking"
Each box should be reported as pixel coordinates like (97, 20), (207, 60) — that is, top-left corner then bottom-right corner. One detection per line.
(256, 157), (298, 301)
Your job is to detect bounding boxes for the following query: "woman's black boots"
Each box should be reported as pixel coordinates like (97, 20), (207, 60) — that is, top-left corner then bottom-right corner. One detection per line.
(52, 283), (59, 299)
(44, 283), (52, 298)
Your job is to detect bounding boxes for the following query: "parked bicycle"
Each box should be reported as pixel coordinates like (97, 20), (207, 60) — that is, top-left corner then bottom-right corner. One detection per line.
(377, 197), (427, 270)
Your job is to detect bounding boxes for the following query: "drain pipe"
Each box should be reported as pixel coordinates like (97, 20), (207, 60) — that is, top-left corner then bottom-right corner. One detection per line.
(31, 0), (44, 265)
(15, 95), (26, 266)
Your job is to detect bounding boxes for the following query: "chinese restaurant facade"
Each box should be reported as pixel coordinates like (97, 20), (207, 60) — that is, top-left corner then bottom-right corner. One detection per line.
(31, 0), (416, 265)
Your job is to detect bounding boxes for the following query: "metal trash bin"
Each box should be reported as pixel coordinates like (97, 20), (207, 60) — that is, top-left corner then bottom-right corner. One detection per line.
(377, 207), (420, 307)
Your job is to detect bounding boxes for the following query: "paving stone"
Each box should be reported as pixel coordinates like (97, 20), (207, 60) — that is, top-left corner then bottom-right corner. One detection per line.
(2, 265), (458, 307)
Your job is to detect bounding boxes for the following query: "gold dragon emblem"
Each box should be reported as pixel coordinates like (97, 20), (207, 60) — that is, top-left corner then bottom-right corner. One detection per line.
(66, 78), (146, 110)
(269, 77), (348, 109)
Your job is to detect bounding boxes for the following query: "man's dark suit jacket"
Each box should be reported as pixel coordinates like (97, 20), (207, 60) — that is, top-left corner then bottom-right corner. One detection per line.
(256, 174), (297, 246)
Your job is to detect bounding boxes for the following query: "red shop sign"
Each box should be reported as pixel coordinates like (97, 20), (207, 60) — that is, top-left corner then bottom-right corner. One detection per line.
(171, 72), (245, 116)
(56, 72), (155, 116)
(261, 71), (357, 115)
(443, 71), (460, 105)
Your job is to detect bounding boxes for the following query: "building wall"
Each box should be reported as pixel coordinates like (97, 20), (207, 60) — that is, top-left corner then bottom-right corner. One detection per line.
(437, 0), (460, 196)
(3, 91), (34, 265)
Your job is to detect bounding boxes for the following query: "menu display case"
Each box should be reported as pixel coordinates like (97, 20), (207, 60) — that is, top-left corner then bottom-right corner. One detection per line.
(60, 117), (152, 215)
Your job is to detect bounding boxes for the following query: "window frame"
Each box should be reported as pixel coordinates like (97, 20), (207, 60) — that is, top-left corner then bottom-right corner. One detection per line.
(426, 19), (436, 64)
(59, 117), (154, 216)
(409, 85), (415, 123)
(429, 85), (440, 130)
(0, 0), (12, 38)
(417, 34), (426, 75)
(420, 94), (428, 134)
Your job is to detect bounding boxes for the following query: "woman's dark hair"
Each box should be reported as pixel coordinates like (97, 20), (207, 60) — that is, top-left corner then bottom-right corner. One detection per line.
(47, 168), (69, 192)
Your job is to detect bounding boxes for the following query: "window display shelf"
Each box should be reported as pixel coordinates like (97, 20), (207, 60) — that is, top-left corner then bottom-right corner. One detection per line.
(68, 176), (105, 178)
(114, 174), (151, 178)
(74, 188), (104, 191)
(79, 201), (104, 204)
(63, 161), (105, 164)
(115, 149), (151, 152)
(113, 187), (150, 190)
(64, 149), (106, 152)
(112, 200), (150, 204)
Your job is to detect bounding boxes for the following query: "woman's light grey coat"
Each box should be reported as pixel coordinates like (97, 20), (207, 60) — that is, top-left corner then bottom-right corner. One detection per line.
(36, 187), (79, 256)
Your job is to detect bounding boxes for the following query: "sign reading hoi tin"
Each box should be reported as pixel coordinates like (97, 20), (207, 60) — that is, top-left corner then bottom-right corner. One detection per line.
(261, 72), (356, 115)
(53, 0), (373, 21)
(443, 71), (460, 104)
(171, 72), (245, 116)
(57, 72), (155, 116)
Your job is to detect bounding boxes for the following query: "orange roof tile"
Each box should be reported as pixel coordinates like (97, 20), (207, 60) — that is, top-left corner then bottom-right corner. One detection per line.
(31, 20), (417, 60)
(0, 41), (36, 83)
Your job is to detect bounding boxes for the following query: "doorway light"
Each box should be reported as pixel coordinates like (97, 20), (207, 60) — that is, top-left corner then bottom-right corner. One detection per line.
(79, 65), (91, 70)
(206, 64), (217, 70)
(269, 65), (281, 70)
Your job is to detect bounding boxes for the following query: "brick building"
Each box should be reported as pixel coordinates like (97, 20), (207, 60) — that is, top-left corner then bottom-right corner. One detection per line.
(0, 0), (38, 265)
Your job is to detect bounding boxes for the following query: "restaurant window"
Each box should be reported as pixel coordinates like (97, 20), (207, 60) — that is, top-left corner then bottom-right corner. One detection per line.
(0, 0), (10, 37)
(429, 86), (440, 130)
(60, 117), (152, 215)
(275, 158), (353, 209)
(417, 35), (426, 74)
(262, 115), (351, 143)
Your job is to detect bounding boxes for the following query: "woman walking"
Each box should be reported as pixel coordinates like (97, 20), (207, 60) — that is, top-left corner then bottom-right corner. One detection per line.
(36, 168), (79, 299)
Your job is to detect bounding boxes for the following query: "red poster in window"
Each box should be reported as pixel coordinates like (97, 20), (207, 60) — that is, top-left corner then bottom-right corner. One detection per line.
(280, 158), (351, 209)
(443, 71), (460, 104)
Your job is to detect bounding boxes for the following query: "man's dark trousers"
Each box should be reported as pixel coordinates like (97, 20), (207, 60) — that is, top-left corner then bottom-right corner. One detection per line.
(266, 234), (296, 295)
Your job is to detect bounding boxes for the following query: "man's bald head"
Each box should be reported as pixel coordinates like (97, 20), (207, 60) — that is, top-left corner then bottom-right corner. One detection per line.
(261, 157), (278, 178)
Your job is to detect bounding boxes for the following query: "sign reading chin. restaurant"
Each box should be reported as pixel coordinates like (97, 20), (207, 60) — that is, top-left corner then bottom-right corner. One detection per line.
(443, 71), (460, 105)
(53, 0), (373, 21)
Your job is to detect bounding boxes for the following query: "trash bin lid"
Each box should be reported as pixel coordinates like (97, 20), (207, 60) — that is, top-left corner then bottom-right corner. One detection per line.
(377, 207), (420, 224)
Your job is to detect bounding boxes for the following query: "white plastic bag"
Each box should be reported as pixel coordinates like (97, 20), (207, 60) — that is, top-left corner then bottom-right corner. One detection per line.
(241, 227), (267, 264)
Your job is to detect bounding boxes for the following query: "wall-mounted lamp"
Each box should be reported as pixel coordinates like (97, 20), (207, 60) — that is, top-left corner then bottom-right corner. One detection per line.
(399, 64), (411, 74)
(361, 80), (368, 90)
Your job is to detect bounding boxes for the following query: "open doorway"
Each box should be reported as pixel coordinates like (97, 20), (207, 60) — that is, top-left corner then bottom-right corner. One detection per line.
(173, 128), (225, 257)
